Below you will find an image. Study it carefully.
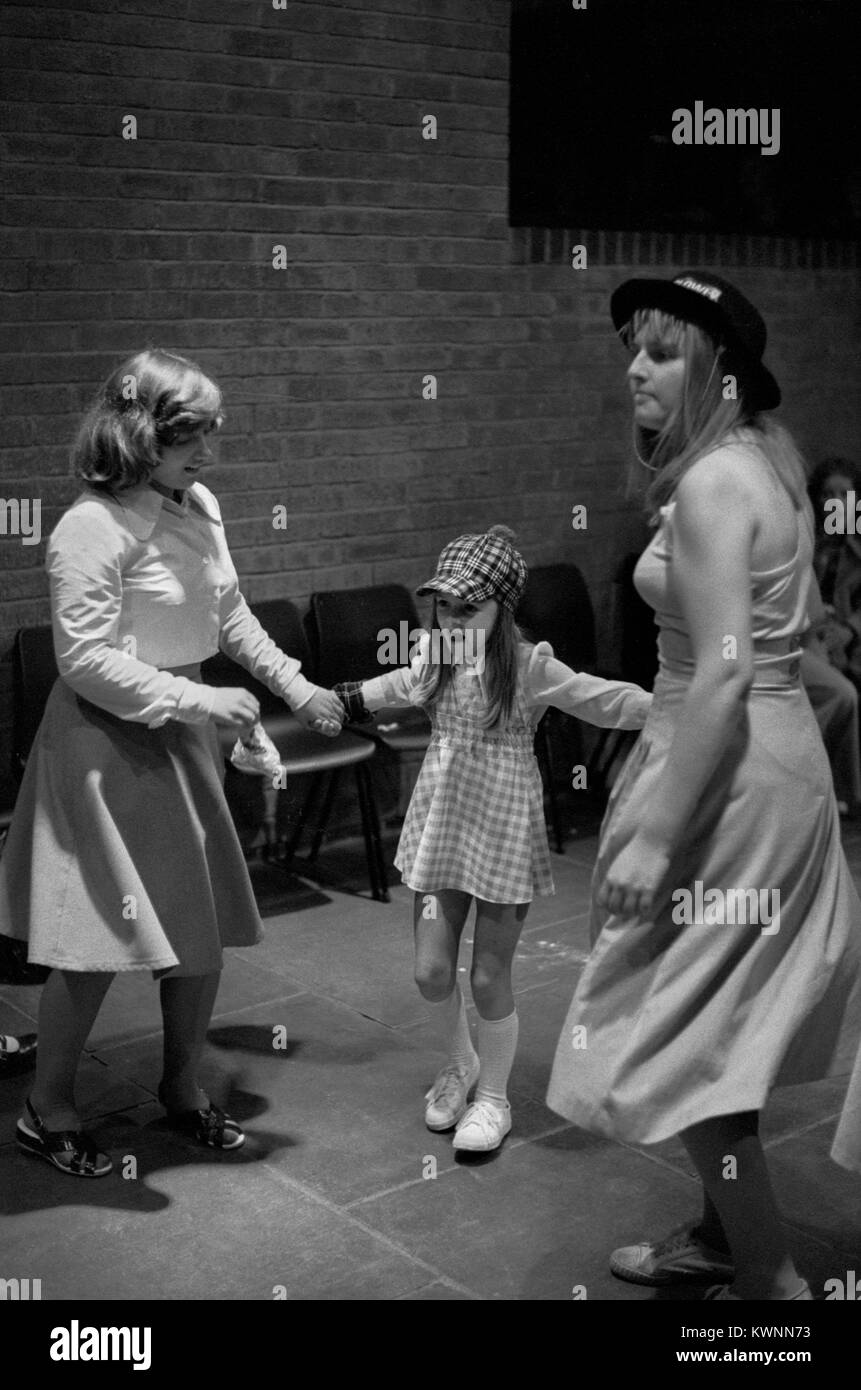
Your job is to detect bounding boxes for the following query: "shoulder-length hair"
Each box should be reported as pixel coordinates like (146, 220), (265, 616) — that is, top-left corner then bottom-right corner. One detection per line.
(621, 308), (807, 521)
(806, 455), (861, 533)
(71, 348), (224, 492)
(409, 600), (525, 730)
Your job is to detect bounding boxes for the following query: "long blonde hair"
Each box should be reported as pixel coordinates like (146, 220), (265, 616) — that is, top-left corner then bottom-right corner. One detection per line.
(410, 601), (525, 730)
(623, 309), (807, 519)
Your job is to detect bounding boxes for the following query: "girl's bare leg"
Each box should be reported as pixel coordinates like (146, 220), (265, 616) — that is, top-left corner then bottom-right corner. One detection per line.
(412, 888), (472, 1003)
(414, 890), (477, 1127)
(470, 899), (530, 1020)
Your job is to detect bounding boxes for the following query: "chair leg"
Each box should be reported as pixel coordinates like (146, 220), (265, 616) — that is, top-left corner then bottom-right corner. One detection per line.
(354, 762), (389, 903)
(307, 769), (340, 864)
(278, 771), (324, 872)
(261, 785), (280, 858)
(539, 718), (565, 854)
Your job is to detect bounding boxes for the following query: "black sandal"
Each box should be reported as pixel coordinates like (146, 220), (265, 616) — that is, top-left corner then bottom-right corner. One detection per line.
(16, 1098), (113, 1178)
(157, 1085), (245, 1150)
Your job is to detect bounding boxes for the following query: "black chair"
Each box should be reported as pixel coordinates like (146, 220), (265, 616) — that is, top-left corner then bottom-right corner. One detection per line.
(516, 563), (640, 846)
(0, 624), (56, 867)
(517, 563), (598, 673)
(0, 624), (56, 855)
(203, 598), (390, 901)
(572, 552), (659, 794)
(307, 583), (432, 762)
(13, 624), (59, 782)
(617, 552), (659, 692)
(0, 783), (17, 856)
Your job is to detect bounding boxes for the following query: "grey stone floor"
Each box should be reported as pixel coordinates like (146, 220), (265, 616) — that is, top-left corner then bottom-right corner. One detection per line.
(2, 817), (860, 1302)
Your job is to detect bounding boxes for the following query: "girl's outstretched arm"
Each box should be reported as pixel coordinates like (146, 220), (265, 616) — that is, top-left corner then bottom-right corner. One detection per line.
(528, 646), (652, 728)
(336, 631), (433, 721)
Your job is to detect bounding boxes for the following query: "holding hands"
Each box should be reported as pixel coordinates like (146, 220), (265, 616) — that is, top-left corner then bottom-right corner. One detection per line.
(294, 687), (345, 738)
(211, 687), (344, 738)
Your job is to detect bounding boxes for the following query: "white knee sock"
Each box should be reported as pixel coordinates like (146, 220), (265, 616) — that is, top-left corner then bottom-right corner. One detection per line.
(436, 984), (476, 1068)
(475, 1010), (519, 1107)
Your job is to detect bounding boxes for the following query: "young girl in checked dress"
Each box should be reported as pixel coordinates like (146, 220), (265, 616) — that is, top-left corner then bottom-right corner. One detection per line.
(335, 526), (652, 1153)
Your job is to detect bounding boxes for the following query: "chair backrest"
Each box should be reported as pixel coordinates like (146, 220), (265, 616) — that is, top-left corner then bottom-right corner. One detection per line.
(201, 598), (315, 715)
(14, 625), (58, 778)
(515, 564), (597, 672)
(616, 553), (658, 690)
(308, 584), (421, 686)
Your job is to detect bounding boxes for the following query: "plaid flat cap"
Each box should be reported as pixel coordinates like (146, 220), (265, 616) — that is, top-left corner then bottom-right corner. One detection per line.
(416, 525), (527, 612)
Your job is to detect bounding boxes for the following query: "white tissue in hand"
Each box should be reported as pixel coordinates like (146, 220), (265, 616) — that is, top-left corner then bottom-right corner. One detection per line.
(230, 722), (283, 777)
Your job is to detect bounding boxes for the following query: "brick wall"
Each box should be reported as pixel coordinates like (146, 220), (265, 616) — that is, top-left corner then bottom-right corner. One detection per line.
(1, 0), (860, 803)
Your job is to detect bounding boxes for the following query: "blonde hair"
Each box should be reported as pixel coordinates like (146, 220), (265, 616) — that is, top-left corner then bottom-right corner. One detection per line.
(622, 308), (806, 519)
(410, 601), (525, 730)
(72, 348), (223, 492)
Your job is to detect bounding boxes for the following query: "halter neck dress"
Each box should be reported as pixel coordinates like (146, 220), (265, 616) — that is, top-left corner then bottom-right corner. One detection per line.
(547, 496), (861, 1170)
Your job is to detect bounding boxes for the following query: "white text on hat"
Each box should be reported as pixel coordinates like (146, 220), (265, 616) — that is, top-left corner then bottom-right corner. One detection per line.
(674, 276), (722, 303)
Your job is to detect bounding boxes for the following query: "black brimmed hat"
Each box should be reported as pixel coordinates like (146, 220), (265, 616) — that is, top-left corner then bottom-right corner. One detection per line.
(610, 271), (781, 411)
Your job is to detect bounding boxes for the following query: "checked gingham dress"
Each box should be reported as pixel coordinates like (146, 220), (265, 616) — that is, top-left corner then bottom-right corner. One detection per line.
(361, 637), (651, 904)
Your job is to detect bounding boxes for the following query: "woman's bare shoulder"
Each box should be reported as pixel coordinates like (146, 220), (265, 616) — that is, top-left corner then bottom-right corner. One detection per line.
(676, 445), (756, 513)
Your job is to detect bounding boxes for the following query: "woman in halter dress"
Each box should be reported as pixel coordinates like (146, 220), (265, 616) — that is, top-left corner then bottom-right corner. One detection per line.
(547, 272), (861, 1301)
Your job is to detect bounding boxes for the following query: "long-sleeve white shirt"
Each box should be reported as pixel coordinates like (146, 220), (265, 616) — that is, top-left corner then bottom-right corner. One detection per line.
(361, 637), (652, 729)
(46, 481), (317, 728)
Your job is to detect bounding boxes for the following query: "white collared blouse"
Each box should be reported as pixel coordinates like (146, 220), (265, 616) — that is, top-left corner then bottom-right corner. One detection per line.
(46, 481), (316, 728)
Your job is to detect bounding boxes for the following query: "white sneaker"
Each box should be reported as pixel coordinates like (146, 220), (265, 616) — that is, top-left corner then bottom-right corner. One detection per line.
(424, 1056), (480, 1132)
(230, 723), (282, 778)
(452, 1098), (512, 1153)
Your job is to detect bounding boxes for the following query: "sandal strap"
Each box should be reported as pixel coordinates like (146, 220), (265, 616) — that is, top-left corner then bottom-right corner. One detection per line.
(194, 1103), (229, 1144)
(163, 1098), (241, 1147)
(24, 1098), (105, 1173)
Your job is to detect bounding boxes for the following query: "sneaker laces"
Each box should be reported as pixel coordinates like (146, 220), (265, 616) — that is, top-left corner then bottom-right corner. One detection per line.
(458, 1098), (507, 1140)
(651, 1224), (706, 1258)
(426, 1062), (474, 1106)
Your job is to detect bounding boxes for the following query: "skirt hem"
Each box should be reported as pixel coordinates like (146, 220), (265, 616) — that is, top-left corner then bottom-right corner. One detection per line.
(400, 872), (555, 905)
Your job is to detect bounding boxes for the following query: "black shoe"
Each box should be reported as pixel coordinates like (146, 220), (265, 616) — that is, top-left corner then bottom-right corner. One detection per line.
(157, 1083), (245, 1150)
(16, 1097), (113, 1178)
(0, 1033), (38, 1077)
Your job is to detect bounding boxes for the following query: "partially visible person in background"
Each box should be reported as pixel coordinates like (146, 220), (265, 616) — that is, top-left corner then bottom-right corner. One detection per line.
(807, 457), (861, 691)
(801, 572), (861, 817)
(801, 457), (861, 816)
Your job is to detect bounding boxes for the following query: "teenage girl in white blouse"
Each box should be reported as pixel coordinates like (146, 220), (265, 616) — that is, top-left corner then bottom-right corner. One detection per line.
(0, 349), (343, 1177)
